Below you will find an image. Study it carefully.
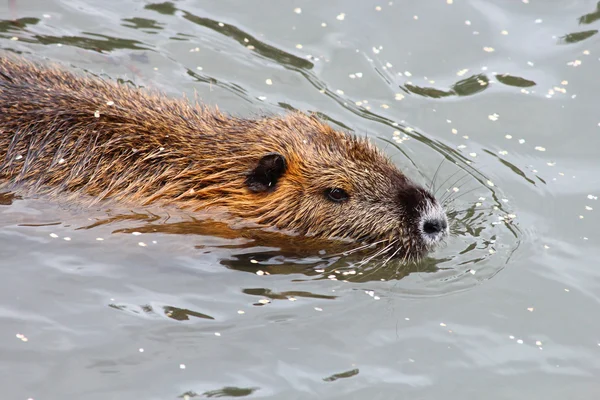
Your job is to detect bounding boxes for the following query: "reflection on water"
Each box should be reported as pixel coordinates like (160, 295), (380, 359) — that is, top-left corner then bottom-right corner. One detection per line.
(121, 17), (164, 34)
(559, 30), (598, 44)
(579, 1), (600, 24)
(177, 8), (314, 71)
(108, 303), (215, 321)
(143, 1), (314, 70)
(0, 182), (517, 290)
(44, 179), (517, 289)
(403, 72), (539, 99)
(0, 191), (19, 205)
(0, 16), (150, 51)
(179, 387), (259, 398)
(323, 368), (359, 382)
(0, 17), (40, 34)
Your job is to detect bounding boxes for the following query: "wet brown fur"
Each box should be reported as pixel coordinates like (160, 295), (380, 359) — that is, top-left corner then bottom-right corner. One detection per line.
(0, 56), (440, 261)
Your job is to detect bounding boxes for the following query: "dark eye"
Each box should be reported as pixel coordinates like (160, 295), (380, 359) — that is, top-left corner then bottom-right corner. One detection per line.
(324, 188), (349, 203)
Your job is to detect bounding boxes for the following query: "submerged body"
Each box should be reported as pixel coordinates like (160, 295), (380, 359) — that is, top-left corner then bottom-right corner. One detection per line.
(0, 56), (448, 261)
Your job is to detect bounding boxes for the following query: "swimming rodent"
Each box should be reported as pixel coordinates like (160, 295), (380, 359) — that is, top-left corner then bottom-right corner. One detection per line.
(0, 56), (448, 262)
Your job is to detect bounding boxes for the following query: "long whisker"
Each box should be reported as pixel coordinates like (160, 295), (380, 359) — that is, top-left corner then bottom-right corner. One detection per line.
(356, 240), (396, 268)
(440, 173), (471, 204)
(448, 206), (495, 215)
(393, 250), (411, 277)
(430, 157), (446, 192)
(381, 245), (403, 267)
(353, 239), (410, 282)
(354, 248), (396, 281)
(434, 168), (462, 197)
(327, 239), (388, 258)
(443, 186), (482, 207)
(358, 260), (387, 281)
(364, 242), (395, 263)
(450, 177), (475, 193)
(441, 181), (472, 207)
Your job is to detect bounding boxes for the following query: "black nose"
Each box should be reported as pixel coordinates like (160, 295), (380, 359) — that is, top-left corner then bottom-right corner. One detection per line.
(422, 218), (448, 236)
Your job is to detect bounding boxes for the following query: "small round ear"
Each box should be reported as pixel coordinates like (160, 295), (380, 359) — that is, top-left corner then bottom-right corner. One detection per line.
(245, 152), (287, 193)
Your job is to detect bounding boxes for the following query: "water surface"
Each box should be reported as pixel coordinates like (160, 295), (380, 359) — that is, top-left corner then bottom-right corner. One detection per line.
(1, 0), (599, 398)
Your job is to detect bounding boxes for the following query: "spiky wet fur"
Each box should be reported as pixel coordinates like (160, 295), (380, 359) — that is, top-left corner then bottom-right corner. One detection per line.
(0, 56), (442, 261)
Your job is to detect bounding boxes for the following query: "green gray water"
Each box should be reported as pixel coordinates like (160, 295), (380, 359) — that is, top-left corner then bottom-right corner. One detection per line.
(1, 0), (599, 398)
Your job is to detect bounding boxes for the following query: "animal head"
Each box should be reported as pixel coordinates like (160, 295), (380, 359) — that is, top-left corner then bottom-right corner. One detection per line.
(234, 113), (448, 262)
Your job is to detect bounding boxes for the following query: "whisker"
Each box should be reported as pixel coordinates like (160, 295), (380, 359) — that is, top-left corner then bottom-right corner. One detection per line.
(362, 259), (388, 280)
(381, 245), (403, 267)
(440, 173), (471, 204)
(332, 239), (388, 257)
(443, 186), (482, 207)
(450, 177), (475, 193)
(434, 168), (463, 197)
(441, 181), (474, 206)
(447, 206), (495, 215)
(357, 247), (390, 268)
(354, 250), (395, 280)
(393, 251), (410, 277)
(356, 240), (396, 268)
(430, 157), (446, 192)
(353, 240), (413, 282)
(366, 242), (395, 262)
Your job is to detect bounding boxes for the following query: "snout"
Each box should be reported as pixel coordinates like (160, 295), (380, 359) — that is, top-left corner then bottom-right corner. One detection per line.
(419, 205), (449, 246)
(395, 183), (449, 253)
